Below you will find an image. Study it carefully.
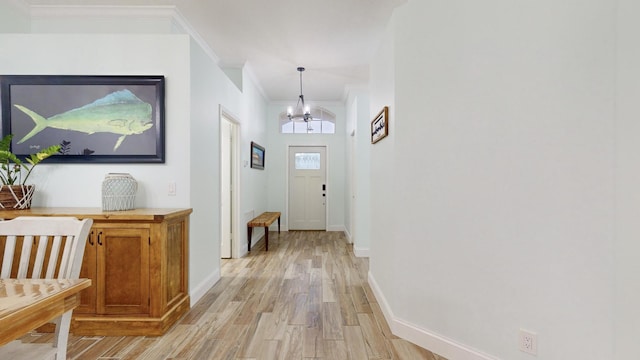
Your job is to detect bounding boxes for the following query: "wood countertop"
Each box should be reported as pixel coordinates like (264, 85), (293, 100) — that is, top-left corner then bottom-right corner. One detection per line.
(0, 207), (193, 222)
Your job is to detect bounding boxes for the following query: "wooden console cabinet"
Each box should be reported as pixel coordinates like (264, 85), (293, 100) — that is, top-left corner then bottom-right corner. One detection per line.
(0, 207), (192, 336)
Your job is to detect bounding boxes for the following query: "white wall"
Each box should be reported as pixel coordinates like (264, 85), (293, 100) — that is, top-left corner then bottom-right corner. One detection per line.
(0, 0), (29, 32)
(188, 37), (240, 298)
(345, 96), (356, 241)
(239, 66), (269, 254)
(370, 1), (616, 359)
(368, 5), (397, 339)
(188, 47), (268, 294)
(614, 1), (640, 359)
(266, 102), (346, 233)
(344, 87), (371, 256)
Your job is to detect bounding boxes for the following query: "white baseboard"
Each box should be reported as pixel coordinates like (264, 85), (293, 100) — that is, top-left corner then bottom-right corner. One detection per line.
(367, 272), (500, 360)
(353, 246), (369, 258)
(344, 229), (353, 243)
(327, 225), (345, 232)
(190, 268), (220, 306)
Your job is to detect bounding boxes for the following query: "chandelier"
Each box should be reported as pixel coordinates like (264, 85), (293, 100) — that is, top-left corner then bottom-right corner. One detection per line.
(286, 67), (312, 122)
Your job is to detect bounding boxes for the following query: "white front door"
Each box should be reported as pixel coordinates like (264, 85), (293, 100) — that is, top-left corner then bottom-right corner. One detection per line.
(288, 146), (327, 230)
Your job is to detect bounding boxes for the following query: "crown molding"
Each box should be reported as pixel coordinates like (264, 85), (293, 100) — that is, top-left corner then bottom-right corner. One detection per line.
(27, 4), (220, 64)
(29, 4), (176, 18)
(242, 61), (269, 101)
(169, 6), (219, 64)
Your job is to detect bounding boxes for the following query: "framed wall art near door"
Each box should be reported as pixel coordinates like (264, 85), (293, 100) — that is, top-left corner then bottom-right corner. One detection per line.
(371, 106), (389, 144)
(0, 75), (165, 163)
(251, 141), (265, 170)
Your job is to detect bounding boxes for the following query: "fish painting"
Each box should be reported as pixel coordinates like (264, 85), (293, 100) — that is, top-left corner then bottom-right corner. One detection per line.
(13, 89), (154, 151)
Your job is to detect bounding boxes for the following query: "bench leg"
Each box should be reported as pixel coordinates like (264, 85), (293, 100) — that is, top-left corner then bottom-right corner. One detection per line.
(277, 216), (280, 234)
(248, 227), (252, 252)
(264, 226), (269, 251)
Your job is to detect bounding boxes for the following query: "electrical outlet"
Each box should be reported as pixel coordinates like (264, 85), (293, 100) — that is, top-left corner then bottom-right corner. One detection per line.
(519, 329), (537, 355)
(168, 181), (176, 196)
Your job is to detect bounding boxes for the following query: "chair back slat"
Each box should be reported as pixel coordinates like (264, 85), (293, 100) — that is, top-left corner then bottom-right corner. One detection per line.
(45, 235), (62, 279)
(0, 217), (93, 280)
(16, 235), (33, 278)
(57, 235), (74, 279)
(0, 235), (16, 278)
(31, 235), (49, 279)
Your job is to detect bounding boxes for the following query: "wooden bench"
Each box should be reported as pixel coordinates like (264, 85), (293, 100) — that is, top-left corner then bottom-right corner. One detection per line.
(247, 211), (280, 251)
(247, 211), (281, 251)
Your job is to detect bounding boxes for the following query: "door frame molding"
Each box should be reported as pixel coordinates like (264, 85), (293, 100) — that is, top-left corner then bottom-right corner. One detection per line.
(286, 145), (329, 231)
(219, 106), (241, 258)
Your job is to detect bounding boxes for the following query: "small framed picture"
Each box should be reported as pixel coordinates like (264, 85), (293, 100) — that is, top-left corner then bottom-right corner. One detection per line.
(251, 141), (265, 170)
(371, 106), (389, 144)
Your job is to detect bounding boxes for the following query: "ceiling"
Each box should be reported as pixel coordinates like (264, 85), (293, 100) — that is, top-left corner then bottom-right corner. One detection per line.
(25, 0), (406, 102)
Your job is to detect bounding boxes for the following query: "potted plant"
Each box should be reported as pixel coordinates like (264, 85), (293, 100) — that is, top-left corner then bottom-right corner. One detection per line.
(0, 134), (61, 209)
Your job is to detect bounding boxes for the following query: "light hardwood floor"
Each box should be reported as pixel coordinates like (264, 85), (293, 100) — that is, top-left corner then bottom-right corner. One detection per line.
(21, 231), (446, 360)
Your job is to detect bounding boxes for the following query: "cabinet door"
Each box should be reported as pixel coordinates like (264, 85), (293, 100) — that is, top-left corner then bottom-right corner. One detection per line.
(76, 230), (97, 314)
(96, 227), (150, 315)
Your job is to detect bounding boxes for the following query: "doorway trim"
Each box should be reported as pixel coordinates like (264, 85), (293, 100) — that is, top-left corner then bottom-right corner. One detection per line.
(219, 105), (241, 259)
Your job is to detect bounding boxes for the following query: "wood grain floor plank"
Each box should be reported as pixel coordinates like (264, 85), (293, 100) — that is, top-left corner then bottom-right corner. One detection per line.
(369, 301), (399, 340)
(302, 327), (325, 359)
(208, 324), (248, 359)
(344, 325), (369, 360)
(278, 325), (303, 360)
(180, 276), (232, 324)
(322, 302), (344, 340)
(96, 336), (144, 358)
(237, 312), (271, 358)
(67, 337), (101, 359)
(322, 339), (349, 360)
(118, 338), (158, 360)
(321, 277), (336, 303)
(338, 290), (360, 326)
(258, 339), (281, 360)
(351, 285), (373, 314)
(288, 292), (308, 325)
(358, 312), (392, 359)
(136, 324), (195, 360)
(233, 292), (263, 325)
(303, 312), (323, 358)
(72, 336), (125, 360)
(209, 301), (249, 340)
(391, 338), (441, 360)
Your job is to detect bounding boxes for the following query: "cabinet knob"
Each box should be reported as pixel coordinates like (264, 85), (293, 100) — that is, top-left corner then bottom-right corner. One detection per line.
(97, 231), (103, 246)
(89, 231), (94, 246)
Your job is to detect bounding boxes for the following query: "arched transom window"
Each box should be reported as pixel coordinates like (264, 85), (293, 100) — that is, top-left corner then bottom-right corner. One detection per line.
(280, 106), (336, 134)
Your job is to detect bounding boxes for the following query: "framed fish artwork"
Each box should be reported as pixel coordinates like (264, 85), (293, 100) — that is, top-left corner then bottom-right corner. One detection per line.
(0, 75), (165, 163)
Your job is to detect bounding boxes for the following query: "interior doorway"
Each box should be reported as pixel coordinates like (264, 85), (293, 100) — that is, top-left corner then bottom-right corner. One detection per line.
(288, 146), (327, 230)
(220, 110), (239, 258)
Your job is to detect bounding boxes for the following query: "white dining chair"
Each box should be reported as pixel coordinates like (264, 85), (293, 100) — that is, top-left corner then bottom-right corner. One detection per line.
(0, 216), (93, 360)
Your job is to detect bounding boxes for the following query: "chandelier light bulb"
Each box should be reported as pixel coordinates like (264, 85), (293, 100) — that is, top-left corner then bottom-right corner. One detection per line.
(287, 106), (293, 116)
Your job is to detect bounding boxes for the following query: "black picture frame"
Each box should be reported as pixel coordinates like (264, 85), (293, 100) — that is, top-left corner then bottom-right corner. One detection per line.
(251, 141), (265, 170)
(0, 75), (165, 163)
